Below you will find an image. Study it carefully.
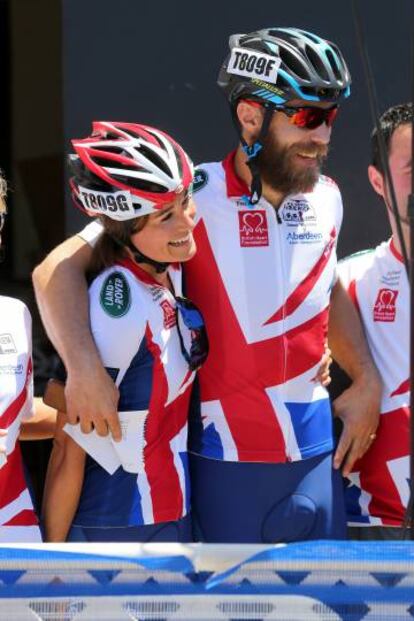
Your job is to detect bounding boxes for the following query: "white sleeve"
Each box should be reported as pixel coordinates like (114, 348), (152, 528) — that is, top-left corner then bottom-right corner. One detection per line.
(88, 268), (147, 385)
(78, 220), (104, 248)
(21, 304), (34, 420)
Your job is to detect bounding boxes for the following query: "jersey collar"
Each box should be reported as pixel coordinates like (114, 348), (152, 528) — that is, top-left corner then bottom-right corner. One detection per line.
(117, 257), (178, 287)
(389, 237), (404, 264)
(222, 150), (250, 198)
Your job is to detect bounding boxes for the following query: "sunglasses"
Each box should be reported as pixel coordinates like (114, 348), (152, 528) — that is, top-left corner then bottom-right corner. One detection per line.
(275, 105), (338, 129)
(175, 296), (209, 371)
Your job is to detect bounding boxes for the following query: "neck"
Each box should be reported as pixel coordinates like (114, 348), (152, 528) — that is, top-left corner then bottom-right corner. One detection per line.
(392, 231), (410, 260)
(234, 145), (285, 208)
(126, 247), (170, 288)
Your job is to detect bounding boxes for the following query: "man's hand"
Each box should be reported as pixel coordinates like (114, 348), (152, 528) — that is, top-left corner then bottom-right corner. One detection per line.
(65, 366), (121, 440)
(332, 374), (381, 477)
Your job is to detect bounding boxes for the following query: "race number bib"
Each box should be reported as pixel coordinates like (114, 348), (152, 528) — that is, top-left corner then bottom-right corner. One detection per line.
(227, 47), (281, 84)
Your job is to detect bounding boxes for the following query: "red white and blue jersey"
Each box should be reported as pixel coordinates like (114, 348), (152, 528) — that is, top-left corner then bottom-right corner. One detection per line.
(0, 296), (41, 542)
(186, 152), (343, 463)
(339, 239), (409, 526)
(73, 259), (195, 527)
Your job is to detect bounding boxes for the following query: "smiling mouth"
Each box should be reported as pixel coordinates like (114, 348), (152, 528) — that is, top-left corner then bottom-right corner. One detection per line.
(296, 152), (319, 159)
(168, 233), (191, 247)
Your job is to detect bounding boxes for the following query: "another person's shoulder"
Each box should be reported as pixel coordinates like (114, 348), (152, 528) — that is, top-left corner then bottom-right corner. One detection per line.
(0, 295), (31, 323)
(338, 247), (376, 285)
(315, 174), (342, 200)
(193, 160), (225, 198)
(0, 296), (31, 351)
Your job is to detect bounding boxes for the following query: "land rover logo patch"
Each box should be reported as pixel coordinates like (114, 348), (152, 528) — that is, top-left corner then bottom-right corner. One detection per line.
(192, 169), (208, 193)
(100, 272), (131, 317)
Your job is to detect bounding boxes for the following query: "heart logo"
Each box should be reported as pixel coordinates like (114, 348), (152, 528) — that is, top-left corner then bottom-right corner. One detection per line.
(242, 212), (264, 232)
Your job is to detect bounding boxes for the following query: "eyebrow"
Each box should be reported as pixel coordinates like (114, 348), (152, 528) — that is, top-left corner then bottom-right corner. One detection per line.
(155, 204), (174, 218)
(155, 191), (190, 218)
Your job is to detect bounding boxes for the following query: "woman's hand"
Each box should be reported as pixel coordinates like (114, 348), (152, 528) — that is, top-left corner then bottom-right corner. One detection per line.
(313, 346), (333, 387)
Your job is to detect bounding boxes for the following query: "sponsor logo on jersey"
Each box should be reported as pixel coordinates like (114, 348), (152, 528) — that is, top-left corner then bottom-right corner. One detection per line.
(0, 333), (17, 354)
(160, 299), (177, 329)
(228, 47), (280, 84)
(78, 185), (136, 221)
(381, 269), (401, 287)
(0, 363), (23, 375)
(192, 169), (209, 193)
(373, 288), (398, 322)
(100, 271), (131, 317)
(149, 285), (165, 302)
(238, 210), (269, 247)
(286, 231), (323, 244)
(281, 199), (316, 226)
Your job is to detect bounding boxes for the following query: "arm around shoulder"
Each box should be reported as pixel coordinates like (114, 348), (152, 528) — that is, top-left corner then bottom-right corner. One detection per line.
(32, 235), (121, 439)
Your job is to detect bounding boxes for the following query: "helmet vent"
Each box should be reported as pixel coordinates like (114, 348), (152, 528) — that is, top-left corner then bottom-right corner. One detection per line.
(110, 172), (165, 193)
(138, 144), (171, 176)
(326, 48), (342, 82)
(305, 45), (329, 81)
(278, 47), (309, 79)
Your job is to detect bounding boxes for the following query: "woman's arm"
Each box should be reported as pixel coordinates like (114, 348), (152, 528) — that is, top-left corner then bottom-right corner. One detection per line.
(42, 411), (86, 542)
(19, 397), (57, 440)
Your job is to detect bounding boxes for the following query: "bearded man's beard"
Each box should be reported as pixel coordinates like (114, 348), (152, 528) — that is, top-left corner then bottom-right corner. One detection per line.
(257, 131), (328, 195)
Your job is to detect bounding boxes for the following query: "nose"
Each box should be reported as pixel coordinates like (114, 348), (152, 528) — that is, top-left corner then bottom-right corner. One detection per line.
(182, 199), (196, 229)
(309, 122), (331, 145)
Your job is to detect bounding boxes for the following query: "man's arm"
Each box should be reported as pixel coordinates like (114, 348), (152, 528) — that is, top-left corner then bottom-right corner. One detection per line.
(32, 235), (121, 439)
(328, 279), (381, 477)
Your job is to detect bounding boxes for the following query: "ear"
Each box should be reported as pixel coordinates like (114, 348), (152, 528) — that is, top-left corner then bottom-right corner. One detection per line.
(236, 100), (264, 140)
(368, 164), (385, 198)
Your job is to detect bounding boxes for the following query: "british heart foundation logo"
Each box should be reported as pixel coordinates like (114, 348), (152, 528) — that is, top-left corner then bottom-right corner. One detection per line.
(160, 299), (177, 329)
(373, 288), (398, 322)
(238, 210), (269, 247)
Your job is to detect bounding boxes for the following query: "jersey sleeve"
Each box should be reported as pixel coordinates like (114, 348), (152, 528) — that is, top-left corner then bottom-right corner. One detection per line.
(20, 303), (34, 421)
(88, 267), (147, 386)
(78, 220), (104, 248)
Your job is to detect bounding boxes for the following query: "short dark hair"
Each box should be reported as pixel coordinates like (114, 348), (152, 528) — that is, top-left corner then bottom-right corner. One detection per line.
(371, 102), (412, 172)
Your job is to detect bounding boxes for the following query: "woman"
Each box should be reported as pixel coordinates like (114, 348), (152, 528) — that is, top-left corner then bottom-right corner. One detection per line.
(0, 172), (56, 542)
(42, 121), (208, 542)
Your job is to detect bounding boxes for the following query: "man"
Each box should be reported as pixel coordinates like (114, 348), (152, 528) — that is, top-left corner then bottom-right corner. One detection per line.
(33, 27), (381, 542)
(339, 103), (412, 539)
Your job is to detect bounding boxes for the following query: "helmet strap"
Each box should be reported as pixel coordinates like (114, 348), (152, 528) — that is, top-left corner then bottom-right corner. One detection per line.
(127, 242), (169, 274)
(231, 104), (274, 205)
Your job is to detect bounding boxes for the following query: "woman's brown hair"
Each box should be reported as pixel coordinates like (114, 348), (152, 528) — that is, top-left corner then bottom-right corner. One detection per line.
(88, 214), (149, 278)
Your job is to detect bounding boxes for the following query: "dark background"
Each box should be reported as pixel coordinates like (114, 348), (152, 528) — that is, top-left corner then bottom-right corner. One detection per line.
(1, 0), (412, 507)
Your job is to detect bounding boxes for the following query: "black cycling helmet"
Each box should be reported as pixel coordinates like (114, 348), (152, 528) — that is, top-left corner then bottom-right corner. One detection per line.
(218, 27), (351, 107)
(218, 27), (351, 204)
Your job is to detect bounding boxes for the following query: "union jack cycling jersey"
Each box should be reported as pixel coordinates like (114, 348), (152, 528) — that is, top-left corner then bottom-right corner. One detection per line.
(79, 152), (343, 465)
(0, 297), (41, 542)
(72, 259), (194, 527)
(186, 152), (343, 463)
(338, 239), (409, 526)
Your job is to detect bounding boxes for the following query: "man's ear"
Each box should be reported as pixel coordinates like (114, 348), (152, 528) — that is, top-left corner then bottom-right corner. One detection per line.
(368, 164), (385, 198)
(236, 100), (264, 139)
